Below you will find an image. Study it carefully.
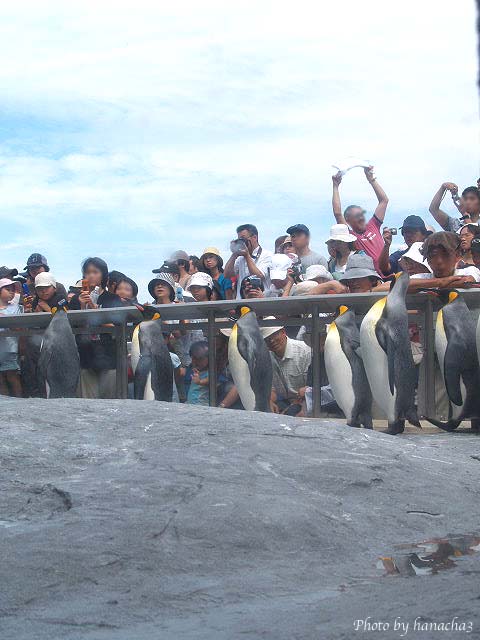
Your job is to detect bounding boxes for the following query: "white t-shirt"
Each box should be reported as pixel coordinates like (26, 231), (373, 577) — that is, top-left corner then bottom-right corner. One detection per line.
(234, 246), (273, 298)
(418, 267), (480, 283)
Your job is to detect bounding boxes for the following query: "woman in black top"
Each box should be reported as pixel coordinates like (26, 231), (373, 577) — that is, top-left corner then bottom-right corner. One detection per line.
(69, 257), (123, 399)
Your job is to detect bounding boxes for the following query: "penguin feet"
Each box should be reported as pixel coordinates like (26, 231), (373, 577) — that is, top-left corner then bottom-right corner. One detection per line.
(384, 420), (405, 436)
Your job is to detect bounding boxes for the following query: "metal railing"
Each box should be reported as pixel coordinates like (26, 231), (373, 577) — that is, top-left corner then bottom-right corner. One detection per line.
(1, 290), (479, 416)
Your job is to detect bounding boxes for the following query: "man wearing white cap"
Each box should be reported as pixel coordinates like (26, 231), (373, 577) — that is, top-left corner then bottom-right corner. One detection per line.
(325, 224), (360, 279)
(262, 322), (311, 415)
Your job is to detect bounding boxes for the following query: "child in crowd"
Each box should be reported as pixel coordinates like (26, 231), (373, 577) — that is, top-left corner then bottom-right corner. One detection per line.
(187, 341), (210, 405)
(199, 248), (233, 300)
(0, 279), (22, 397)
(31, 273), (67, 312)
(187, 272), (214, 302)
(115, 277), (139, 305)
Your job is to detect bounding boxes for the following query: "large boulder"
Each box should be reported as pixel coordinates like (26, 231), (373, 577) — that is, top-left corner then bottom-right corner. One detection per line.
(1, 399), (479, 639)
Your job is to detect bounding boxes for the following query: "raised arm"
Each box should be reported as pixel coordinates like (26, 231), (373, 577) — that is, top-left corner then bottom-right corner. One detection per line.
(223, 253), (237, 279)
(378, 228), (393, 276)
(365, 166), (388, 223)
(332, 173), (346, 225)
(429, 183), (458, 230)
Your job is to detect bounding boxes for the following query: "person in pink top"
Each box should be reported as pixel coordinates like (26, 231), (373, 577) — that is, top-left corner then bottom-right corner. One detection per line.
(331, 166), (389, 272)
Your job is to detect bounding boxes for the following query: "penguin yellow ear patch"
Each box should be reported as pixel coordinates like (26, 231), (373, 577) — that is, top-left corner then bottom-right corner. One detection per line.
(240, 306), (250, 317)
(51, 307), (58, 315)
(152, 312), (161, 321)
(448, 291), (458, 303)
(339, 305), (348, 315)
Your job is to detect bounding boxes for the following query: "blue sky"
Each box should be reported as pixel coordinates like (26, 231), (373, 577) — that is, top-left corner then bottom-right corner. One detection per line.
(0, 0), (478, 298)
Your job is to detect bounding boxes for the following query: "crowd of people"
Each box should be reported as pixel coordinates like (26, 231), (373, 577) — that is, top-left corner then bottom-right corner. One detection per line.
(1, 166), (480, 415)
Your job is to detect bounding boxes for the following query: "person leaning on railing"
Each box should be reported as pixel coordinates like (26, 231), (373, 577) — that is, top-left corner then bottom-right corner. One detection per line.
(407, 232), (480, 293)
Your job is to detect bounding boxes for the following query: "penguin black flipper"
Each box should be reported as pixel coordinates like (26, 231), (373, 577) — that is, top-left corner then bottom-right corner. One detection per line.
(134, 355), (151, 400)
(375, 317), (395, 396)
(443, 356), (464, 407)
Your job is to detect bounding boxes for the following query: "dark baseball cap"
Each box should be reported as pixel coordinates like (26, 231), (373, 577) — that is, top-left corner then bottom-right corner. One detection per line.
(400, 215), (429, 234)
(286, 224), (310, 236)
(24, 253), (49, 271)
(0, 266), (18, 279)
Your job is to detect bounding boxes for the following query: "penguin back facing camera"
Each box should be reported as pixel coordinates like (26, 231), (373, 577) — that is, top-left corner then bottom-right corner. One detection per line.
(132, 307), (173, 402)
(39, 306), (80, 398)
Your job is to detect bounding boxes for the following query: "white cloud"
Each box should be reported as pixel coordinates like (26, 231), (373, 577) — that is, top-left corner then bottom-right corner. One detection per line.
(0, 0), (477, 297)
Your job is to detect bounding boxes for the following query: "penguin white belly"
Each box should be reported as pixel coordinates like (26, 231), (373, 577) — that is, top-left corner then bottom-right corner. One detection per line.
(228, 326), (256, 412)
(360, 302), (396, 423)
(436, 311), (464, 419)
(131, 326), (155, 401)
(324, 324), (354, 422)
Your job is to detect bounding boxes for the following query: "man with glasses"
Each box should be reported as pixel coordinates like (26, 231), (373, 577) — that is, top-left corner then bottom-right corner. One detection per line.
(332, 166), (389, 271)
(224, 224), (273, 299)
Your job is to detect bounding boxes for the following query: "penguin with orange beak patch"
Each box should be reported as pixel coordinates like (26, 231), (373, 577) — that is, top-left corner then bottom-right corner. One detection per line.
(228, 306), (272, 412)
(360, 271), (420, 435)
(425, 291), (480, 431)
(325, 305), (372, 428)
(131, 306), (173, 401)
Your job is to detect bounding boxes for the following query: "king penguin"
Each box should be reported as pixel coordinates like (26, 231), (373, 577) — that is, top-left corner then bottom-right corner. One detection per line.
(360, 271), (421, 435)
(325, 305), (372, 428)
(228, 306), (272, 412)
(38, 306), (80, 398)
(131, 306), (173, 402)
(425, 291), (480, 431)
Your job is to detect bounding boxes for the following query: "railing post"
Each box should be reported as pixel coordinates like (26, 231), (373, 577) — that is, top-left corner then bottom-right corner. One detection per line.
(424, 297), (436, 418)
(207, 310), (217, 407)
(115, 322), (128, 399)
(311, 304), (321, 418)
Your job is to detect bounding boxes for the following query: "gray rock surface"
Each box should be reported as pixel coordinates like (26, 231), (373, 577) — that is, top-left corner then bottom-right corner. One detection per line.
(1, 399), (479, 639)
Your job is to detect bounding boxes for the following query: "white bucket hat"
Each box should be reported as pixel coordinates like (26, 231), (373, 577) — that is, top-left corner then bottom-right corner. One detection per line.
(187, 272), (214, 290)
(326, 224), (357, 244)
(305, 264), (333, 282)
(399, 242), (432, 272)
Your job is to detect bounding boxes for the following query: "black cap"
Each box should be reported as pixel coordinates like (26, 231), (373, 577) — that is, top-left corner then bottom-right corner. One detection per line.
(25, 253), (49, 271)
(400, 215), (429, 234)
(0, 266), (18, 279)
(286, 224), (310, 236)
